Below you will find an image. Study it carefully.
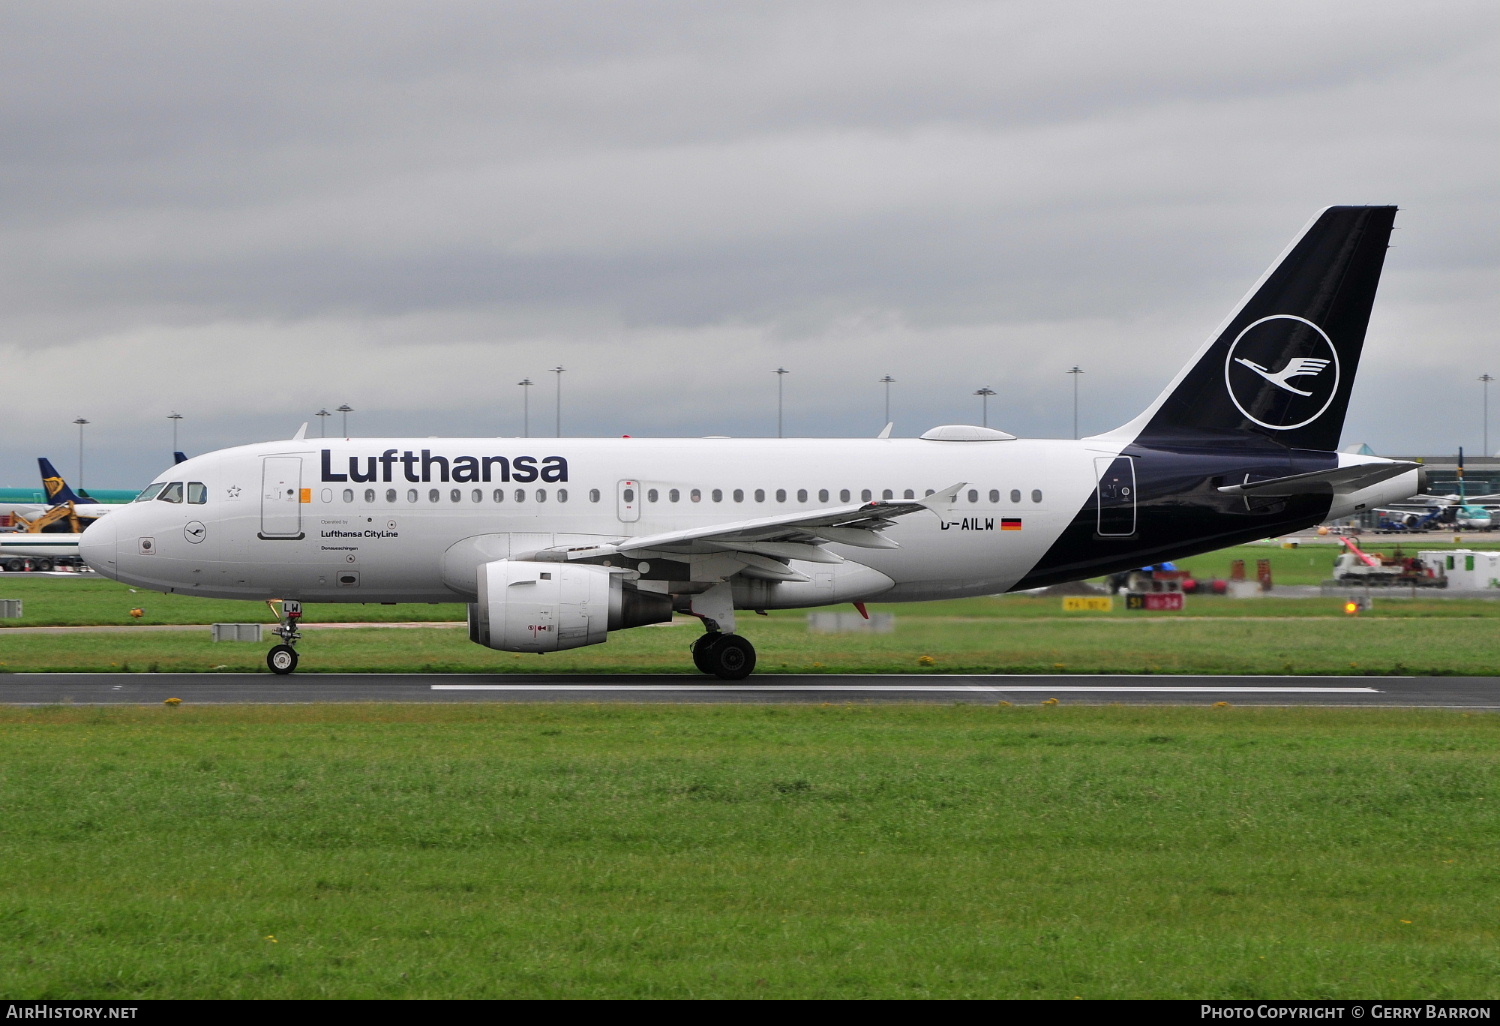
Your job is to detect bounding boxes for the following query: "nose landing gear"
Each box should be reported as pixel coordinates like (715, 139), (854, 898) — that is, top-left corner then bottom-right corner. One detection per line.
(266, 599), (303, 675)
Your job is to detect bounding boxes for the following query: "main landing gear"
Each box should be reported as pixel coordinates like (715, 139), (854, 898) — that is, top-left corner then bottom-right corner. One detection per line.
(266, 599), (303, 675)
(687, 582), (756, 680)
(691, 631), (756, 680)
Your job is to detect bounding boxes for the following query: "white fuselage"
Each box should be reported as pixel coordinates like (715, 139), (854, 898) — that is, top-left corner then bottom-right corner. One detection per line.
(79, 435), (1418, 607)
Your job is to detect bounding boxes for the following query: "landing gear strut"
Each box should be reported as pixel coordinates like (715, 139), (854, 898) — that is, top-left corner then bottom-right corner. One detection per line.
(687, 582), (756, 680)
(266, 599), (302, 675)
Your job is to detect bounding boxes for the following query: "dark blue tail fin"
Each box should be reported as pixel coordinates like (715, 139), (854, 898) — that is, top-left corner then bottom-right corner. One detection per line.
(173, 451), (189, 465)
(38, 458), (97, 505)
(1126, 206), (1397, 451)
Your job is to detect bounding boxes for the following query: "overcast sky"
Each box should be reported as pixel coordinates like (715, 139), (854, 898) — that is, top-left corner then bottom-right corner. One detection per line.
(2, 0), (1496, 489)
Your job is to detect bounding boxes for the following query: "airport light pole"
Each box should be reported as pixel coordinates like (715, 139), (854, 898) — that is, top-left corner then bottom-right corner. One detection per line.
(315, 408), (330, 437)
(550, 367), (565, 438)
(775, 367), (789, 438)
(880, 375), (895, 426)
(1482, 374), (1494, 455)
(974, 387), (995, 429)
(73, 418), (89, 491)
(517, 379), (533, 438)
(1066, 366), (1084, 439)
(337, 404), (353, 437)
(167, 411), (183, 451)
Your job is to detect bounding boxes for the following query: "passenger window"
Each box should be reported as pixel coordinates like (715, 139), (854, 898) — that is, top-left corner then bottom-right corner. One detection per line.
(1032, 489), (1043, 503)
(861, 489), (872, 502)
(493, 489), (505, 503)
(903, 489), (915, 500)
(187, 482), (208, 504)
(320, 488), (332, 503)
(135, 483), (166, 502)
(881, 489), (893, 500)
(407, 489), (418, 503)
(364, 488), (375, 503)
(343, 488), (354, 503)
(818, 489), (829, 503)
(840, 489), (850, 502)
(925, 489), (935, 496)
(647, 489), (659, 503)
(989, 489), (1000, 503)
(775, 489), (787, 502)
(557, 489), (568, 503)
(621, 488), (633, 504)
(589, 489), (601, 503)
(429, 489), (440, 503)
(668, 489), (680, 502)
(472, 489), (482, 503)
(754, 489), (765, 502)
(158, 482), (184, 503)
(690, 489), (701, 503)
(386, 489), (398, 502)
(536, 489), (547, 503)
(515, 489), (526, 503)
(734, 489), (744, 502)
(711, 489), (723, 502)
(967, 489), (978, 504)
(450, 489), (461, 503)
(796, 489), (808, 502)
(1010, 489), (1021, 504)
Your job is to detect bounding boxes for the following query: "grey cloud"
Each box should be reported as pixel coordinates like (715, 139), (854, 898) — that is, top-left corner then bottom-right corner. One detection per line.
(0, 1), (1495, 489)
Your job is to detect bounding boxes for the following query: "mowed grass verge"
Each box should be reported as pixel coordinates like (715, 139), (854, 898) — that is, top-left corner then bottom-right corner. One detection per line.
(3, 615), (1499, 675)
(0, 704), (1495, 999)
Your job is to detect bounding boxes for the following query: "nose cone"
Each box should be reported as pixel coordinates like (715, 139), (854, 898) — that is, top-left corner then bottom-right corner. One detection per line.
(79, 514), (120, 579)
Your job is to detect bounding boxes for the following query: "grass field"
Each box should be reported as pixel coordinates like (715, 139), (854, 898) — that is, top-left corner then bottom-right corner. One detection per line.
(4, 614), (1500, 675)
(0, 703), (1494, 999)
(6, 540), (1500, 674)
(3, 541), (1498, 628)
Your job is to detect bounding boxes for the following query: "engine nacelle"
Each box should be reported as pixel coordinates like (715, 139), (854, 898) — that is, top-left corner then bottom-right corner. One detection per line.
(467, 560), (672, 652)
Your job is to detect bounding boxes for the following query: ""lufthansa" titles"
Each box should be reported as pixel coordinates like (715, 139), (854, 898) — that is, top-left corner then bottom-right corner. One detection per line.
(320, 449), (568, 485)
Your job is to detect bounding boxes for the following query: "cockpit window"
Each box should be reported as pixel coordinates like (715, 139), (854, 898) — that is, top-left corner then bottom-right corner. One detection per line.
(187, 482), (207, 504)
(157, 482), (184, 503)
(135, 483), (166, 502)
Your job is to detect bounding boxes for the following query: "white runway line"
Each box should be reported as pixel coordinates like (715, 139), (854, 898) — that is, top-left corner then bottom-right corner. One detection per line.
(431, 684), (1381, 693)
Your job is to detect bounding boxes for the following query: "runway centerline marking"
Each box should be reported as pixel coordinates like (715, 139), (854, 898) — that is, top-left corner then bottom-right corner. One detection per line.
(431, 684), (1381, 693)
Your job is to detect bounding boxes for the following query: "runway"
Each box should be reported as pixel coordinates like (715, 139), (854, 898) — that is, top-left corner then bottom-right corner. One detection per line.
(2, 673), (1498, 707)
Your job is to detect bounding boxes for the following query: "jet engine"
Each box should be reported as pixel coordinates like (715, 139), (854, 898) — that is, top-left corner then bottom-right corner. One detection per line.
(467, 560), (672, 653)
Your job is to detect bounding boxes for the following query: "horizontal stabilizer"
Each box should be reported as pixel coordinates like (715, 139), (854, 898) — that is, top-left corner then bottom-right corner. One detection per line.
(1217, 461), (1418, 497)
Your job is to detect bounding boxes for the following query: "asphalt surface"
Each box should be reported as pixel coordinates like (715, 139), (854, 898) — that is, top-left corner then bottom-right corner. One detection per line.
(1, 673), (1497, 707)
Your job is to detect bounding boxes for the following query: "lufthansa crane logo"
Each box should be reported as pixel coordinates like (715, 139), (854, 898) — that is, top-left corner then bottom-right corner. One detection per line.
(1223, 314), (1340, 431)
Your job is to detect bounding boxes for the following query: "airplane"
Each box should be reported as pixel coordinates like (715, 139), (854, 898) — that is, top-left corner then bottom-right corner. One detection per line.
(1377, 449), (1496, 532)
(81, 205), (1424, 678)
(0, 457), (140, 507)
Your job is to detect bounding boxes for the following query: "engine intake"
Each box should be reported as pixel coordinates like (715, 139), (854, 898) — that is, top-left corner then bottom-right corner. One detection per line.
(467, 560), (672, 652)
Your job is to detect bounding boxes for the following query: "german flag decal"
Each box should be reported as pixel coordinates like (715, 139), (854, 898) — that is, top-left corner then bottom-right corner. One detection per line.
(1001, 518), (1023, 531)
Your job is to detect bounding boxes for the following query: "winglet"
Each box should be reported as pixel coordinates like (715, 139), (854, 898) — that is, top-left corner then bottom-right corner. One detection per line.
(292, 422), (308, 441)
(877, 422), (893, 439)
(918, 482), (966, 510)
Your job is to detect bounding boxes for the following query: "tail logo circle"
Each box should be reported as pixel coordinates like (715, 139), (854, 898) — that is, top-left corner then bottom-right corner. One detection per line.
(1224, 315), (1340, 431)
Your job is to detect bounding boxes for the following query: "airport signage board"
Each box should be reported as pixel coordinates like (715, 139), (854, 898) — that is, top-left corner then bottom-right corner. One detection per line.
(1125, 592), (1184, 611)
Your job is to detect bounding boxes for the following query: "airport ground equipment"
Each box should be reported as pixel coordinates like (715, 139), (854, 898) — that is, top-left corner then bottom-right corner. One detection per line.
(1418, 550), (1500, 591)
(1331, 536), (1445, 588)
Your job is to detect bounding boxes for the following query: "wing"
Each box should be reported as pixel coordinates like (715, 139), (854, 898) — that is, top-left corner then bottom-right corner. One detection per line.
(546, 483), (966, 582)
(1282, 357), (1330, 379)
